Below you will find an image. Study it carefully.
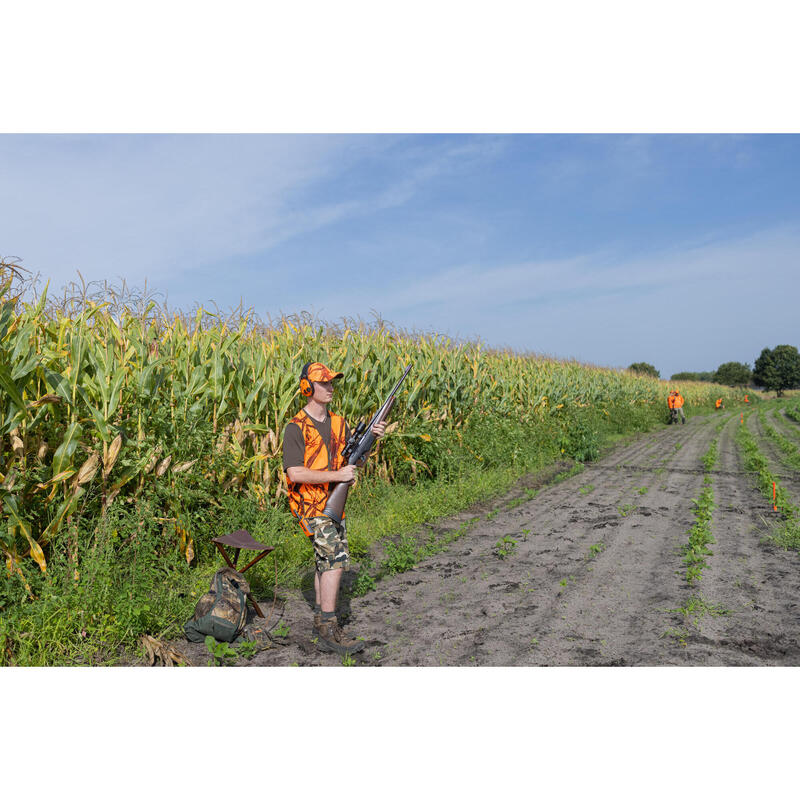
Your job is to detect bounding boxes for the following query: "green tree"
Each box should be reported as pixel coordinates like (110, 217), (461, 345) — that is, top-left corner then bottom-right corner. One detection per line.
(752, 345), (800, 396)
(628, 362), (660, 379)
(714, 361), (752, 387)
(669, 371), (715, 382)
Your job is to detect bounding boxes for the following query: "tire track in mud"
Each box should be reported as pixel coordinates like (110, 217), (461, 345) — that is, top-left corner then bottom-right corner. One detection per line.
(503, 413), (723, 666)
(683, 413), (800, 664)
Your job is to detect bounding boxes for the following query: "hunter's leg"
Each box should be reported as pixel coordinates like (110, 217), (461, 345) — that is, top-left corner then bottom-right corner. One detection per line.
(314, 569), (322, 607)
(319, 568), (343, 613)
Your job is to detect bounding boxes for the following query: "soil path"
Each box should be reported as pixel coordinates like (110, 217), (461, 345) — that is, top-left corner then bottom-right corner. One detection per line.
(174, 410), (800, 666)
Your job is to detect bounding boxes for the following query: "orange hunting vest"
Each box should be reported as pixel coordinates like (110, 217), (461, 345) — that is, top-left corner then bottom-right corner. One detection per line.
(668, 393), (684, 409)
(715, 398), (722, 408)
(286, 410), (347, 528)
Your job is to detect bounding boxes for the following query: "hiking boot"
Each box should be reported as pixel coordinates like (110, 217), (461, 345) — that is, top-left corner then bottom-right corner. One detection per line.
(316, 620), (365, 656)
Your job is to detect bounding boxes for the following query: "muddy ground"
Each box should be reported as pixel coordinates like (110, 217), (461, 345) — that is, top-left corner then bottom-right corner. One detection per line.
(172, 410), (800, 666)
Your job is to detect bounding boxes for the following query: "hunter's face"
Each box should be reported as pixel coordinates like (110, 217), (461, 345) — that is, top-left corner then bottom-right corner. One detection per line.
(313, 380), (334, 402)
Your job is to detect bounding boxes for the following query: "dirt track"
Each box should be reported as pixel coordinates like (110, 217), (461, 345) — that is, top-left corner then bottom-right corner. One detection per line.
(175, 410), (800, 666)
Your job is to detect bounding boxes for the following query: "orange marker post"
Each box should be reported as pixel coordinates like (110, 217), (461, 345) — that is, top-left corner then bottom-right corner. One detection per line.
(741, 413), (744, 425)
(773, 482), (777, 512)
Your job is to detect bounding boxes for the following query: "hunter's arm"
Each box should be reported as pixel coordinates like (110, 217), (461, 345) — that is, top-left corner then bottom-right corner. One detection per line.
(286, 465), (354, 484)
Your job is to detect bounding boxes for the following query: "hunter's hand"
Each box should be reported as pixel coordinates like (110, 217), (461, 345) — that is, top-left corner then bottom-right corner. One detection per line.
(337, 464), (358, 485)
(372, 421), (387, 438)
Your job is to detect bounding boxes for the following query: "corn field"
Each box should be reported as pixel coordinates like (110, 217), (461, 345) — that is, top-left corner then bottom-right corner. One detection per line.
(0, 264), (745, 582)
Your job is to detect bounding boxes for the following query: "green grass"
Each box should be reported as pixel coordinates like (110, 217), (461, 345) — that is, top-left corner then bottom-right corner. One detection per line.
(784, 403), (800, 426)
(680, 437), (718, 586)
(701, 438), (719, 472)
(664, 594), (730, 644)
(757, 409), (800, 471)
(735, 419), (800, 551)
(767, 406), (800, 443)
(682, 485), (716, 585)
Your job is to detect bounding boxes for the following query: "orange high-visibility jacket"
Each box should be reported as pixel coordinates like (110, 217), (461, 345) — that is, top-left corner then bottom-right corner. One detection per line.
(715, 398), (722, 408)
(668, 392), (684, 409)
(286, 410), (348, 528)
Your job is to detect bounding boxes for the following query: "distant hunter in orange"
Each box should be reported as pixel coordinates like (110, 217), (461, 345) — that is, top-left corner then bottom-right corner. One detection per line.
(668, 389), (686, 424)
(715, 397), (724, 410)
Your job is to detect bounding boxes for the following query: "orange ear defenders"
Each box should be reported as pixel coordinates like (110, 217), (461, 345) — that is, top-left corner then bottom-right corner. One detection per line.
(299, 362), (314, 397)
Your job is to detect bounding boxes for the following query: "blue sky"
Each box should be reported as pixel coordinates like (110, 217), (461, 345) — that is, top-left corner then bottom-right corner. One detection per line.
(2, 133), (799, 379)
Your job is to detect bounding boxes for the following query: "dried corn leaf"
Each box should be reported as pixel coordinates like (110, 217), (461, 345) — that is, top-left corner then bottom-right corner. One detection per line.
(103, 434), (123, 478)
(155, 455), (172, 477)
(35, 468), (77, 490)
(2, 469), (17, 490)
(75, 453), (100, 486)
(171, 459), (197, 474)
(10, 434), (24, 459)
(144, 449), (160, 474)
(140, 634), (189, 667)
(28, 393), (62, 409)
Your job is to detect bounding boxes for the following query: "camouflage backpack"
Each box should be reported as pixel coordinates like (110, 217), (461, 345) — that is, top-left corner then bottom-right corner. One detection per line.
(184, 567), (250, 643)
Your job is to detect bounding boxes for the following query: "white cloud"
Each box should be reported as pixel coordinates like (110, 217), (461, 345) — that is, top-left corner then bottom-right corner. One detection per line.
(356, 224), (800, 315)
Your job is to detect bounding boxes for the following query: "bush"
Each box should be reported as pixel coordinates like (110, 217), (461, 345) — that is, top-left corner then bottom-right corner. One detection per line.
(629, 362), (660, 378)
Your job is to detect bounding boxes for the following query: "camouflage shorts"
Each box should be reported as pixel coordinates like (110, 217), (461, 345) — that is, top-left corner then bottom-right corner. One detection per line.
(303, 516), (351, 573)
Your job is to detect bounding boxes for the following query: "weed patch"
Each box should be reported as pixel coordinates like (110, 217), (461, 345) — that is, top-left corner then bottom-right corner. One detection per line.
(205, 635), (238, 666)
(588, 542), (605, 559)
(493, 535), (518, 559)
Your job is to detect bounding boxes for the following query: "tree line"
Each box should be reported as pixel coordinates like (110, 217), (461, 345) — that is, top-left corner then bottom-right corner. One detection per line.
(628, 344), (800, 396)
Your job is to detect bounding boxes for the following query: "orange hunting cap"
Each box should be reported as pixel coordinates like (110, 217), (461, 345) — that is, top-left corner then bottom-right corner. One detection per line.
(306, 362), (344, 382)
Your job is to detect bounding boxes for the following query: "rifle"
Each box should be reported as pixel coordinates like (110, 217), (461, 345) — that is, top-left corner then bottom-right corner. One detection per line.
(323, 364), (412, 524)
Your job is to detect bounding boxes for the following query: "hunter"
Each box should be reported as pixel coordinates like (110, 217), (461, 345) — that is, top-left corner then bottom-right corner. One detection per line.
(282, 361), (386, 656)
(667, 389), (686, 424)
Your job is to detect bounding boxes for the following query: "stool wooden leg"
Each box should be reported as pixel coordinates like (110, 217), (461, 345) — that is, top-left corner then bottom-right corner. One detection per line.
(213, 541), (237, 570)
(247, 593), (264, 618)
